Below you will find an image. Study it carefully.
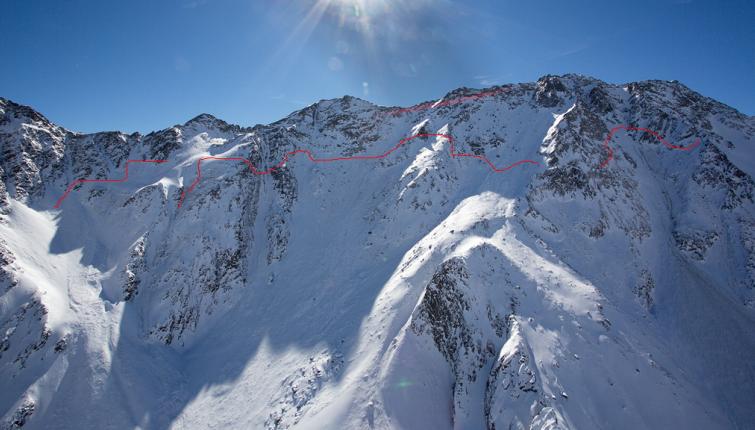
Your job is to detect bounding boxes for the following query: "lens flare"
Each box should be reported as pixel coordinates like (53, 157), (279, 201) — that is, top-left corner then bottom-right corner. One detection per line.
(396, 378), (414, 389)
(262, 0), (442, 86)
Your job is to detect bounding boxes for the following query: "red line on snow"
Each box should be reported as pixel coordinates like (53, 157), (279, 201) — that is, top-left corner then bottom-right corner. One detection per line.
(384, 87), (511, 116)
(55, 89), (524, 209)
(599, 125), (702, 169)
(176, 133), (540, 208)
(53, 159), (167, 208)
(52, 90), (702, 209)
(388, 91), (704, 170)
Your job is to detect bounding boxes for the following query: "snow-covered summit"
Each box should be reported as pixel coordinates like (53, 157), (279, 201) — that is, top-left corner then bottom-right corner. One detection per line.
(1, 75), (754, 429)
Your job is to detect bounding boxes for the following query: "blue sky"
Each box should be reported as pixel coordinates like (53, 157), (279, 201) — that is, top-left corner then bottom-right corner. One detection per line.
(2, 0), (753, 133)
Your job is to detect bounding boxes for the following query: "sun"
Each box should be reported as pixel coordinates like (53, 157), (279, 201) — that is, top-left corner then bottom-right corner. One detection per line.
(327, 0), (387, 35)
(265, 0), (415, 77)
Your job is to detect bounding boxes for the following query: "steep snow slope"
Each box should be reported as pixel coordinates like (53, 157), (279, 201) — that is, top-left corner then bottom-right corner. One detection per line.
(0, 75), (754, 430)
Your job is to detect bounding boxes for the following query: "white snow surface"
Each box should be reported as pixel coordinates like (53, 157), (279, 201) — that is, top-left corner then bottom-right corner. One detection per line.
(0, 75), (754, 429)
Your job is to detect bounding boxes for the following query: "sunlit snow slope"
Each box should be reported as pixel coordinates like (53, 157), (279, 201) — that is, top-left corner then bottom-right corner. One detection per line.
(1, 75), (754, 430)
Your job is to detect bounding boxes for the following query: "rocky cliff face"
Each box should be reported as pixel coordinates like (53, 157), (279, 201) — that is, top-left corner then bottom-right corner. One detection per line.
(0, 75), (754, 429)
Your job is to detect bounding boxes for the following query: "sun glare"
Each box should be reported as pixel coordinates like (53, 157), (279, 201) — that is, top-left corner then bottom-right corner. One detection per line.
(321, 0), (415, 34)
(328, 0), (386, 36)
(265, 0), (425, 79)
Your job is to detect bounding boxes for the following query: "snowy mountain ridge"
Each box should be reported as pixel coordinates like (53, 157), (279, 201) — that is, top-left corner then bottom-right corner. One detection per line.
(1, 74), (754, 429)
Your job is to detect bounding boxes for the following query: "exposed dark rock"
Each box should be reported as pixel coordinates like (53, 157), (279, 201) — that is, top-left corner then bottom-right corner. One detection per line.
(587, 86), (613, 114)
(6, 400), (35, 429)
(534, 75), (568, 107)
(693, 145), (754, 210)
(673, 230), (719, 261)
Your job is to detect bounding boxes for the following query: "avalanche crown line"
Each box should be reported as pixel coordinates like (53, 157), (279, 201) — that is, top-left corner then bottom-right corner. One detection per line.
(53, 159), (167, 208)
(383, 87), (511, 116)
(52, 125), (702, 209)
(177, 133), (538, 208)
(600, 125), (702, 168)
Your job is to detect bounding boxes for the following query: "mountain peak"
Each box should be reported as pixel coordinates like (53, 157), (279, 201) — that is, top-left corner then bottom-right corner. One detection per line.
(0, 97), (54, 127)
(184, 112), (225, 127)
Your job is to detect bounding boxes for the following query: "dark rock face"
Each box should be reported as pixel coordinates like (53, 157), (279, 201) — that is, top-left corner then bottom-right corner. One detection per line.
(534, 76), (568, 107)
(587, 86), (614, 114)
(673, 230), (719, 261)
(184, 113), (243, 134)
(123, 236), (147, 301)
(145, 127), (182, 160)
(540, 162), (591, 197)
(693, 145), (754, 210)
(0, 99), (66, 202)
(484, 319), (555, 430)
(635, 269), (656, 310)
(6, 400), (35, 429)
(0, 240), (17, 291)
(0, 299), (50, 369)
(741, 221), (755, 307)
(411, 258), (473, 368)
